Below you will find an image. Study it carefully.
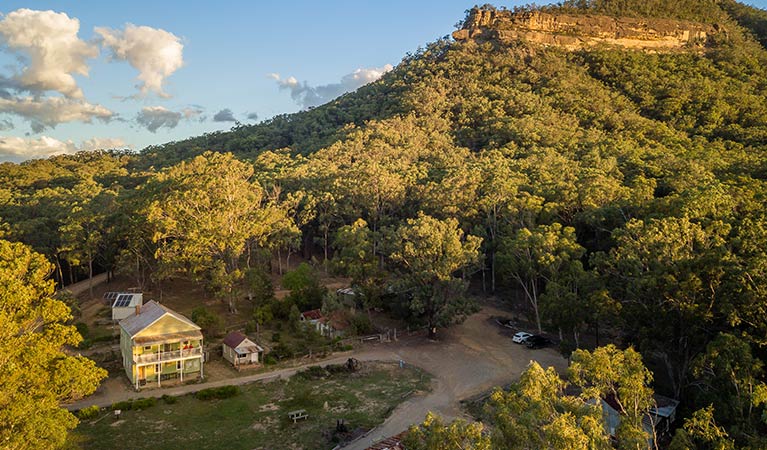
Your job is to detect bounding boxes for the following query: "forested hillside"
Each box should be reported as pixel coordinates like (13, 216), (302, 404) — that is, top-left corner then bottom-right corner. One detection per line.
(2, 0), (767, 447)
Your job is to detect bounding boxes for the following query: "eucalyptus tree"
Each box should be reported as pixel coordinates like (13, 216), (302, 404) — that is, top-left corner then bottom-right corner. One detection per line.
(0, 240), (106, 449)
(390, 212), (482, 338)
(145, 151), (296, 313)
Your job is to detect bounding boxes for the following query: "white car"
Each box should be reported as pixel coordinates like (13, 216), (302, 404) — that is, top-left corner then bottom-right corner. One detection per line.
(512, 331), (533, 344)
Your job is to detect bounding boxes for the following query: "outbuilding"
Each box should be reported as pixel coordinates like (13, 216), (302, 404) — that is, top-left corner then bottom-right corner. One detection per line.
(111, 293), (143, 321)
(222, 331), (264, 368)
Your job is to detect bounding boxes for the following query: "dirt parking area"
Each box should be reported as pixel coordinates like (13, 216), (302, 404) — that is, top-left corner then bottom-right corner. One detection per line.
(342, 299), (569, 449)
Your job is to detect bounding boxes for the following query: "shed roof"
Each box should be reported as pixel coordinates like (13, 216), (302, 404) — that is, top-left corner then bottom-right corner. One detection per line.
(112, 292), (142, 308)
(301, 309), (323, 321)
(223, 331), (247, 348)
(119, 300), (200, 337)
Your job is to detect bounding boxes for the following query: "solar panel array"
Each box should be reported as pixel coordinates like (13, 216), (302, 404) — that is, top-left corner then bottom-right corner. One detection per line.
(103, 292), (119, 301)
(113, 294), (135, 308)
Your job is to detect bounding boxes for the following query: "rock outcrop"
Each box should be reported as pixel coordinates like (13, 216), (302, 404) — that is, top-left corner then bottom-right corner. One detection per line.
(453, 8), (724, 51)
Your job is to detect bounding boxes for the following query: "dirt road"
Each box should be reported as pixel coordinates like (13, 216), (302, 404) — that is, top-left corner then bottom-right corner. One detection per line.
(341, 302), (568, 449)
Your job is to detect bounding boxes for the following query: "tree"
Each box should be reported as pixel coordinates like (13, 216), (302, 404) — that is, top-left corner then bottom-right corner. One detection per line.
(282, 262), (327, 311)
(568, 345), (655, 450)
(0, 240), (106, 449)
(60, 182), (121, 297)
(488, 361), (610, 450)
(145, 151), (295, 313)
(333, 218), (386, 311)
(390, 213), (482, 338)
(690, 333), (767, 441)
(403, 412), (491, 450)
(669, 405), (735, 450)
(594, 217), (729, 398)
(190, 306), (223, 337)
(498, 223), (585, 333)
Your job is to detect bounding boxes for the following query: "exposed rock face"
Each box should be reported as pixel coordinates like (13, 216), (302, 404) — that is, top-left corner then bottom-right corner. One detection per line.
(453, 8), (723, 51)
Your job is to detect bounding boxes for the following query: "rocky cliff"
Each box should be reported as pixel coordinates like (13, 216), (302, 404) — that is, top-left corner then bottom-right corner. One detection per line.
(453, 8), (725, 51)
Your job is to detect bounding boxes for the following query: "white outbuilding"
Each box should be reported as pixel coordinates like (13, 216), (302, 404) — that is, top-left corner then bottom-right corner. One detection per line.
(222, 331), (264, 368)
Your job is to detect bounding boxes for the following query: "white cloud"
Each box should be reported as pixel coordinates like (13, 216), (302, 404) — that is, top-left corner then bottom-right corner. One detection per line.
(181, 106), (203, 120)
(0, 135), (128, 163)
(96, 24), (184, 98)
(0, 96), (113, 132)
(270, 64), (393, 108)
(0, 9), (98, 99)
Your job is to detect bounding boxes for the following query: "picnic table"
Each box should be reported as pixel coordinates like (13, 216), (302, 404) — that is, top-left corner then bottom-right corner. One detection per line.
(287, 409), (308, 423)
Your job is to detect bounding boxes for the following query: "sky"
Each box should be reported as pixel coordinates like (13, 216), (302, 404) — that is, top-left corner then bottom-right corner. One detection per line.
(0, 0), (766, 163)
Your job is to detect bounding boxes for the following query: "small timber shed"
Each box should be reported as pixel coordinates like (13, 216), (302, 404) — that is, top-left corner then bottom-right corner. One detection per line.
(222, 331), (264, 367)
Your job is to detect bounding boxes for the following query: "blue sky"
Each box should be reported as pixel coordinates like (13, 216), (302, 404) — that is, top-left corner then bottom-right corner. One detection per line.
(0, 0), (766, 162)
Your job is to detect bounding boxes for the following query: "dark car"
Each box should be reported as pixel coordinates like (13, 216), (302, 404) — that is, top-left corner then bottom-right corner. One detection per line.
(525, 335), (551, 349)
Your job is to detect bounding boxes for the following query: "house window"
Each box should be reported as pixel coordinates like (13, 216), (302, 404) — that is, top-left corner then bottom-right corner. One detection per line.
(155, 363), (160, 373)
(144, 345), (152, 351)
(176, 361), (182, 370)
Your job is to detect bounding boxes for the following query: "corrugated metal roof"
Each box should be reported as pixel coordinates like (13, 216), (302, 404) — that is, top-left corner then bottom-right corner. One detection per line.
(366, 431), (407, 450)
(301, 309), (323, 321)
(223, 331), (247, 348)
(119, 300), (200, 337)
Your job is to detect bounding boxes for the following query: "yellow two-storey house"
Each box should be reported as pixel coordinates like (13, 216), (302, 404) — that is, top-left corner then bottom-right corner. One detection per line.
(119, 300), (204, 390)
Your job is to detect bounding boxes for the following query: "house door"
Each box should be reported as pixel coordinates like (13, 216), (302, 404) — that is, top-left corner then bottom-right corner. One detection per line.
(138, 366), (146, 380)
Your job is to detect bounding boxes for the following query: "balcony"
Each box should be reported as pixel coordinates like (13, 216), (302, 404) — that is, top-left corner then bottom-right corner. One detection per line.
(133, 346), (202, 365)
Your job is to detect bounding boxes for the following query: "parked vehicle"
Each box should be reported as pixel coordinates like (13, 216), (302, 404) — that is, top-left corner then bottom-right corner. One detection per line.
(525, 335), (551, 349)
(512, 331), (533, 344)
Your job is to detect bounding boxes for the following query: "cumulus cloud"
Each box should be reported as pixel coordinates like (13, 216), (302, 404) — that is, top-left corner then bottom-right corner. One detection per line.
(0, 119), (13, 131)
(213, 108), (236, 122)
(0, 9), (98, 99)
(136, 106), (181, 132)
(96, 24), (184, 98)
(182, 107), (203, 120)
(0, 135), (128, 163)
(270, 64), (393, 108)
(246, 112), (259, 121)
(0, 96), (113, 132)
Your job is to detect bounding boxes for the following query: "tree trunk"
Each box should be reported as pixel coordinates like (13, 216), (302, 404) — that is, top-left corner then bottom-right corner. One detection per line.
(55, 255), (64, 289)
(323, 229), (329, 274)
(88, 255), (94, 297)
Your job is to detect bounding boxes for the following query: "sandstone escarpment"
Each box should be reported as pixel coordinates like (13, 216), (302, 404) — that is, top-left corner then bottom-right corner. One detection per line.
(453, 8), (725, 51)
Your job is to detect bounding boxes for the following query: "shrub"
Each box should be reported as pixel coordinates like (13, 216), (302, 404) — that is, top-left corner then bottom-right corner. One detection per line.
(111, 400), (133, 411)
(75, 322), (90, 339)
(263, 354), (278, 365)
(325, 363), (347, 374)
(161, 394), (177, 404)
(271, 343), (295, 360)
(195, 385), (239, 401)
(349, 314), (374, 335)
(132, 397), (157, 410)
(76, 405), (101, 420)
(191, 306), (223, 336)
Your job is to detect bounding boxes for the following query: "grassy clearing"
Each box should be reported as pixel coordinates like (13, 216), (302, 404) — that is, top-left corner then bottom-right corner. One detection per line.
(70, 362), (430, 450)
